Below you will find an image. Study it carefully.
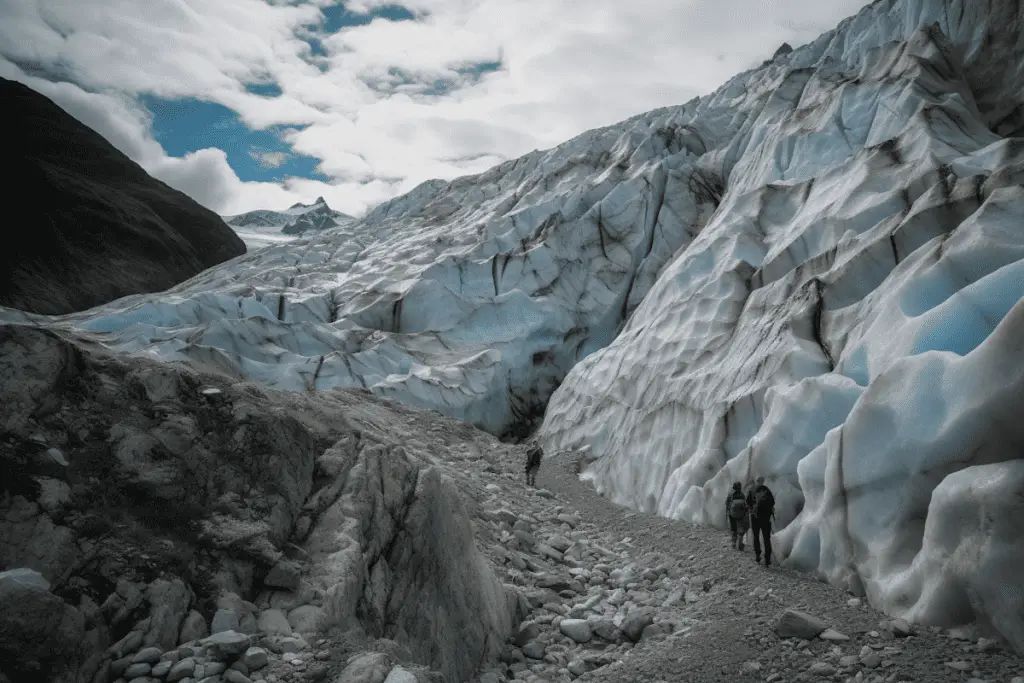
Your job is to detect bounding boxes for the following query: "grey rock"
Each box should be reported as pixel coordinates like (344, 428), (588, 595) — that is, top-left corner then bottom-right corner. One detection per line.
(202, 631), (251, 660)
(167, 657), (196, 682)
(0, 568), (50, 591)
(179, 611), (208, 644)
(112, 657), (134, 677)
(640, 623), (664, 640)
(47, 447), (70, 466)
(521, 641), (546, 659)
(264, 560), (301, 591)
(144, 579), (190, 650)
(0, 566), (86, 676)
(211, 609), (240, 634)
(286, 605), (322, 633)
(203, 662), (227, 676)
(223, 670), (252, 683)
(152, 661), (173, 677)
(861, 652), (882, 668)
(512, 623), (541, 647)
(133, 647), (163, 664)
(241, 647), (269, 671)
(621, 608), (655, 642)
(775, 609), (828, 640)
(809, 662), (837, 676)
(337, 652), (392, 683)
(547, 535), (572, 552)
(124, 663), (152, 678)
(559, 619), (592, 643)
(382, 666), (418, 683)
(888, 618), (914, 637)
(256, 609), (292, 636)
(590, 618), (619, 641)
(819, 628), (850, 641)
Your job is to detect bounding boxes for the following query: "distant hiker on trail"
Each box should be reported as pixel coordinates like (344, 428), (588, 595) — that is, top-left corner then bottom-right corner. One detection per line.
(747, 476), (776, 567)
(725, 481), (750, 550)
(525, 441), (543, 487)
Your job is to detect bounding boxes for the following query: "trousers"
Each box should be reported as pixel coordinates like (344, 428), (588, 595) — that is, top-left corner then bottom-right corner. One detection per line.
(752, 515), (773, 563)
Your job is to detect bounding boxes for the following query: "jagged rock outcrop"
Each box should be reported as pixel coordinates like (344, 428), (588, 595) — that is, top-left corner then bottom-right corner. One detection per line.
(0, 77), (245, 315)
(0, 325), (514, 682)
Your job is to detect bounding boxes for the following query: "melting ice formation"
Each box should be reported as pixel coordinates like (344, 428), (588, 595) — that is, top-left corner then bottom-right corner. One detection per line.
(1, 0), (1023, 646)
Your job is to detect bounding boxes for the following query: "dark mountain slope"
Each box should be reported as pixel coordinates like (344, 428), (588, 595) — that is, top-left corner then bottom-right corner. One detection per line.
(0, 78), (245, 314)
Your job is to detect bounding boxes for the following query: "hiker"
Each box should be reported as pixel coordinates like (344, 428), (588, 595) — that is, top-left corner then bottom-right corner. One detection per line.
(525, 441), (543, 487)
(725, 481), (749, 550)
(747, 476), (776, 566)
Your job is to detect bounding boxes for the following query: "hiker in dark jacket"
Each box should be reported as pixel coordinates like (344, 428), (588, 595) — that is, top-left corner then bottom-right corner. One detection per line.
(525, 441), (543, 487)
(725, 481), (750, 550)
(746, 476), (776, 566)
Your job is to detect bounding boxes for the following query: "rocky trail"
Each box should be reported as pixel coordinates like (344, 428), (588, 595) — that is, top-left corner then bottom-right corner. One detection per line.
(452, 445), (1024, 683)
(1, 327), (1023, 683)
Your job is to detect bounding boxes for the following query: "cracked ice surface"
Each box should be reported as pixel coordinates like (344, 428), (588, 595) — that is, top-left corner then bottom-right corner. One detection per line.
(540, 0), (1024, 648)
(0, 94), (727, 436)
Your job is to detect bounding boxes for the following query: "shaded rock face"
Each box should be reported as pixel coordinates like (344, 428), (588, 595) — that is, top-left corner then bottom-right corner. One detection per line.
(0, 325), (513, 682)
(0, 77), (245, 315)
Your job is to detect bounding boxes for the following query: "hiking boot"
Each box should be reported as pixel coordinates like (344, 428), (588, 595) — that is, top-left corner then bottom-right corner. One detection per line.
(738, 542), (745, 551)
(755, 555), (761, 564)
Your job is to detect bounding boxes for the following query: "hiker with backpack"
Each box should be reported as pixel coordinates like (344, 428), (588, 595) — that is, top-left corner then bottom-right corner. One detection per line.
(525, 441), (543, 487)
(747, 476), (776, 566)
(725, 481), (750, 550)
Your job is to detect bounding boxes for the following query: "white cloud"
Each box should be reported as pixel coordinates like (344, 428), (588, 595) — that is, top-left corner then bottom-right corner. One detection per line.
(250, 150), (290, 168)
(0, 0), (870, 216)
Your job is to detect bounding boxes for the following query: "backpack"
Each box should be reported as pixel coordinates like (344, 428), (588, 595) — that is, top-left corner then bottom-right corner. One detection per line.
(728, 494), (748, 520)
(526, 446), (542, 468)
(752, 486), (774, 519)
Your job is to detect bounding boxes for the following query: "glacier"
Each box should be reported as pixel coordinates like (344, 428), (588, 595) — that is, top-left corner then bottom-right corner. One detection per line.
(1, 0), (1023, 648)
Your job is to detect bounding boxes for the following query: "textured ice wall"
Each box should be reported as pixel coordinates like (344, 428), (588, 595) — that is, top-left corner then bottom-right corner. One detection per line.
(0, 102), (725, 436)
(540, 0), (1024, 647)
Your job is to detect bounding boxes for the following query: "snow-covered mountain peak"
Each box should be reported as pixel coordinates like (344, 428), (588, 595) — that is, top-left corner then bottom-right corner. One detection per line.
(224, 195), (354, 248)
(2, 0), (1023, 650)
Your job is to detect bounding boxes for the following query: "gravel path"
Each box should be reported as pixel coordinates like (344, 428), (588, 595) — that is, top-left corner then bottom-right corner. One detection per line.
(500, 452), (1024, 683)
(324, 393), (1024, 683)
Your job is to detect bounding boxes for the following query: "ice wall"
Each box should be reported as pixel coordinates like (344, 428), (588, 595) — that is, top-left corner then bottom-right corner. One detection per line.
(540, 0), (1024, 648)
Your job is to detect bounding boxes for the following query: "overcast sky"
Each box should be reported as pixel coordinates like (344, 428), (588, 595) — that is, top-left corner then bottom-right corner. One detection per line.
(0, 0), (868, 217)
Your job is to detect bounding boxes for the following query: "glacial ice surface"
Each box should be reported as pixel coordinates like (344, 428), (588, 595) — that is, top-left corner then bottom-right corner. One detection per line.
(540, 0), (1024, 648)
(1, 0), (1022, 645)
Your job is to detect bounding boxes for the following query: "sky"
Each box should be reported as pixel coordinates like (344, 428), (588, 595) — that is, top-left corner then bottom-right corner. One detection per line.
(0, 0), (868, 217)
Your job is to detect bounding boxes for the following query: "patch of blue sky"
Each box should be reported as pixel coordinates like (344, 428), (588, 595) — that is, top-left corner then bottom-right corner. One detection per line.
(140, 94), (327, 182)
(304, 3), (415, 58)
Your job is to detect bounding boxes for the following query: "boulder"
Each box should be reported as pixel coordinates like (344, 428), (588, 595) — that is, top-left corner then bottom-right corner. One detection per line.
(775, 609), (828, 639)
(559, 619), (592, 643)
(382, 666), (418, 683)
(522, 641), (546, 659)
(201, 631), (251, 660)
(512, 623), (541, 647)
(265, 560), (302, 591)
(0, 567), (85, 677)
(179, 610), (208, 643)
(287, 605), (323, 633)
(621, 608), (655, 642)
(337, 652), (392, 683)
(257, 609), (292, 636)
(241, 647), (269, 671)
(211, 609), (240, 634)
